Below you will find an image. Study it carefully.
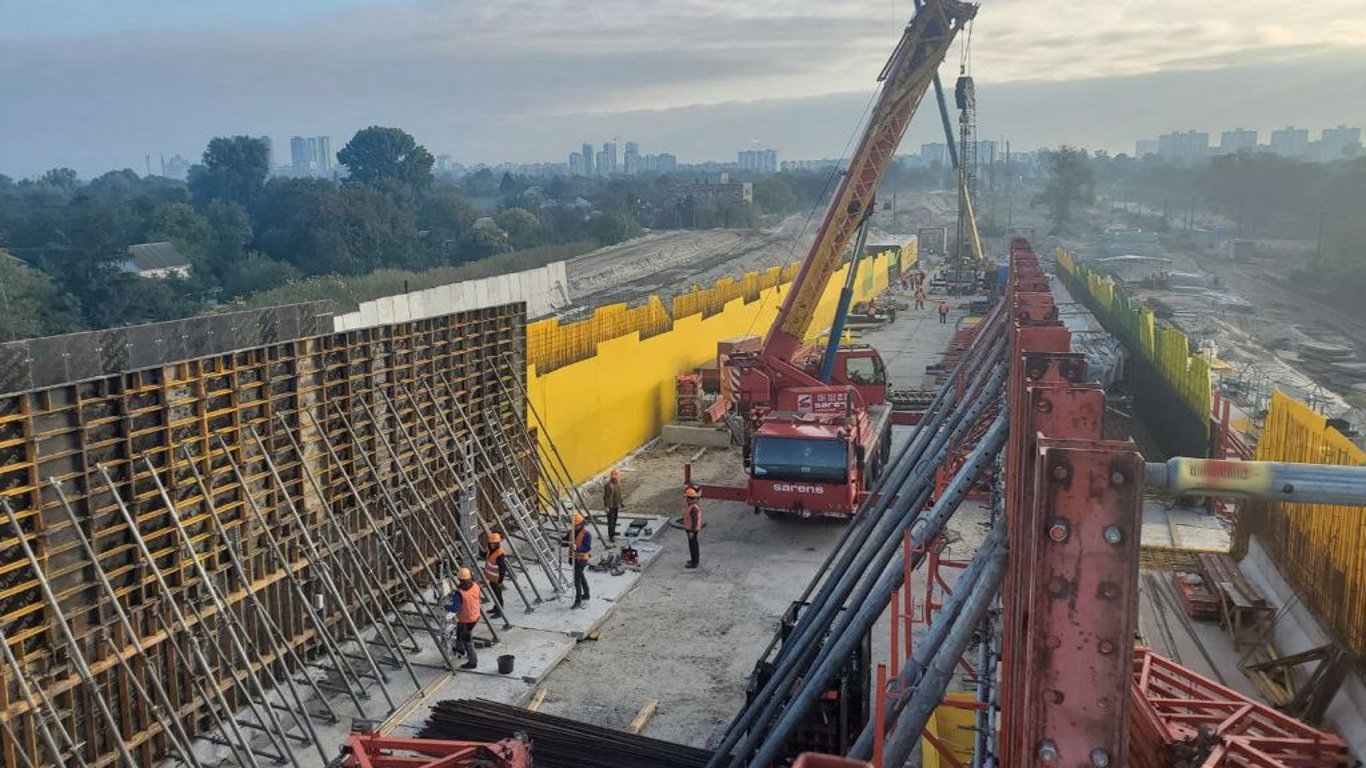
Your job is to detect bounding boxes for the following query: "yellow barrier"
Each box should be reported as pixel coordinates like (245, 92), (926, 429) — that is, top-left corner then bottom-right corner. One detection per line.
(922, 692), (977, 768)
(1244, 390), (1366, 655)
(1057, 248), (1212, 453)
(527, 241), (915, 483)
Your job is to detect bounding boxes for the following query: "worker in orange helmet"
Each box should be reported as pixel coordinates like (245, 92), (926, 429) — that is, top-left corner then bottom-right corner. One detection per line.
(446, 567), (482, 670)
(683, 486), (703, 569)
(570, 512), (592, 609)
(603, 468), (624, 543)
(482, 532), (510, 619)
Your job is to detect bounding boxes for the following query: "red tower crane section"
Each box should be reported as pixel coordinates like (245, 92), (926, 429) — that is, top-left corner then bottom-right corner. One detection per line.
(701, 0), (978, 518)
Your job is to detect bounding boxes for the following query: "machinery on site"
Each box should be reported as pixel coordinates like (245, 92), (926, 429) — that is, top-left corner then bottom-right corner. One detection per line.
(686, 0), (979, 519)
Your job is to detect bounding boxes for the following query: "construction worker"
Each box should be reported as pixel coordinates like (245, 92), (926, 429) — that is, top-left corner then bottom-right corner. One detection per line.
(914, 286), (926, 310)
(448, 567), (481, 670)
(482, 533), (510, 619)
(570, 512), (591, 609)
(938, 299), (950, 325)
(603, 468), (624, 543)
(683, 487), (702, 569)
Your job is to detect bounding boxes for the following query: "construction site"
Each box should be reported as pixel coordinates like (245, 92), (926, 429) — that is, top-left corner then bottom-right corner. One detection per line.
(2, 1), (1365, 767)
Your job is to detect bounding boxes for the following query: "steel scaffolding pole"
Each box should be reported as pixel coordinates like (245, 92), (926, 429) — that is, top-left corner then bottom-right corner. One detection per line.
(0, 619), (90, 768)
(48, 480), (206, 768)
(211, 436), (396, 712)
(142, 456), (324, 761)
(0, 498), (142, 768)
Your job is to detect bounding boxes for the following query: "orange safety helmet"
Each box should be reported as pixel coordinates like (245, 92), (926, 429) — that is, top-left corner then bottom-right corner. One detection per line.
(488, 533), (501, 544)
(457, 567), (472, 581)
(684, 487), (699, 499)
(572, 512), (585, 526)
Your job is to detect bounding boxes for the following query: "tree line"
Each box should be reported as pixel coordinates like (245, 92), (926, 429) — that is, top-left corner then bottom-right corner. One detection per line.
(0, 126), (847, 342)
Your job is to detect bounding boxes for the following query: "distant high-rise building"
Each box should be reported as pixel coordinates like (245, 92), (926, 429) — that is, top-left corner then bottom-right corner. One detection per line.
(657, 153), (677, 173)
(1135, 139), (1159, 158)
(920, 143), (949, 166)
(624, 142), (639, 175)
(582, 143), (594, 175)
(603, 141), (618, 174)
(569, 152), (585, 176)
(259, 136), (273, 168)
(1157, 130), (1208, 163)
(1218, 129), (1257, 154)
(1270, 126), (1309, 158)
(316, 136), (332, 173)
(738, 149), (779, 174)
(290, 136), (310, 173)
(595, 149), (608, 175)
(1318, 125), (1361, 162)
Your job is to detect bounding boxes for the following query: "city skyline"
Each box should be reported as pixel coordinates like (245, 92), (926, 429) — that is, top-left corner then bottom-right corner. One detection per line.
(3, 1), (1365, 177)
(1133, 123), (1362, 163)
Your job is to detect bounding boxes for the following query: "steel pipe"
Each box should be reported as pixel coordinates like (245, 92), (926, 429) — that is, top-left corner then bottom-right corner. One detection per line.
(744, 414), (1008, 767)
(847, 520), (1006, 758)
(880, 536), (1007, 768)
(1145, 457), (1366, 507)
(714, 360), (1005, 767)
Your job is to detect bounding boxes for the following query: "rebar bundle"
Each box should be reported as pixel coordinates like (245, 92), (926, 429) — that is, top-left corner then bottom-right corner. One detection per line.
(419, 699), (713, 768)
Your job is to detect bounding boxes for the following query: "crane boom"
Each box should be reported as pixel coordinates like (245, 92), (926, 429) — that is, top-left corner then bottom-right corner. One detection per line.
(763, 0), (977, 361)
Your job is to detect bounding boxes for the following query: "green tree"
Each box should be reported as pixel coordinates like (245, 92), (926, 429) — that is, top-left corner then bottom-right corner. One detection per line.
(1034, 146), (1094, 232)
(458, 227), (510, 262)
(585, 212), (641, 245)
(0, 259), (82, 340)
(337, 126), (435, 190)
(255, 178), (423, 274)
(40, 168), (80, 192)
(187, 136), (271, 209)
(494, 207), (547, 250)
(218, 252), (302, 300)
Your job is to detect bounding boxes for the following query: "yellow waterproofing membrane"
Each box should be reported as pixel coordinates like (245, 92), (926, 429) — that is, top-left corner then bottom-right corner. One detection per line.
(1056, 248), (1212, 421)
(921, 692), (977, 768)
(526, 241), (917, 483)
(1246, 390), (1366, 654)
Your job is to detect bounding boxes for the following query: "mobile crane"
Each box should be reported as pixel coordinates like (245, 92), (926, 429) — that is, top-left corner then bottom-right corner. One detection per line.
(689, 0), (978, 518)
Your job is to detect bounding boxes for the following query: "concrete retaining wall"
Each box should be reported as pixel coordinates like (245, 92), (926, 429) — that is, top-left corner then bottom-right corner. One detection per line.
(332, 261), (568, 331)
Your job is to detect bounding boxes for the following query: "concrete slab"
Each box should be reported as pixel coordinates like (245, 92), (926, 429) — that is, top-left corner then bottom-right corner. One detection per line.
(662, 423), (732, 447)
(1141, 500), (1231, 551)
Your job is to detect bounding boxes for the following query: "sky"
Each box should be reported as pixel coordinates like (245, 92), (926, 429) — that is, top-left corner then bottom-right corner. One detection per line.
(1, 0), (1365, 178)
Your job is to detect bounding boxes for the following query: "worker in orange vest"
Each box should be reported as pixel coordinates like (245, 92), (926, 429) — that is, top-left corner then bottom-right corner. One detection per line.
(683, 487), (702, 569)
(570, 512), (592, 609)
(603, 468), (624, 543)
(938, 299), (950, 324)
(447, 567), (481, 670)
(482, 533), (510, 619)
(914, 286), (926, 310)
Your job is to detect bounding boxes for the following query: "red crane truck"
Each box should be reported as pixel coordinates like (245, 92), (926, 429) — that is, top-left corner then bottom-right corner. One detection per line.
(686, 0), (977, 518)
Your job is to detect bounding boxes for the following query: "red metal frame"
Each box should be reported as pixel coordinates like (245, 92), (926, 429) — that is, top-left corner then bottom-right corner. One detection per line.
(1130, 648), (1348, 768)
(999, 237), (1145, 768)
(337, 733), (531, 768)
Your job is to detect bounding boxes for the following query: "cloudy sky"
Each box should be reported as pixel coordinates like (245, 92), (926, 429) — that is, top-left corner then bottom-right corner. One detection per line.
(2, 0), (1364, 177)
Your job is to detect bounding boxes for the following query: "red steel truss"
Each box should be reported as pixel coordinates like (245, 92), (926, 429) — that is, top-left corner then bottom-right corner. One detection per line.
(337, 732), (532, 768)
(1130, 648), (1348, 768)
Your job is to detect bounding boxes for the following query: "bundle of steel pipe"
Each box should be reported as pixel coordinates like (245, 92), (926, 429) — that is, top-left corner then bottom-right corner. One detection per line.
(418, 699), (713, 768)
(708, 309), (1008, 767)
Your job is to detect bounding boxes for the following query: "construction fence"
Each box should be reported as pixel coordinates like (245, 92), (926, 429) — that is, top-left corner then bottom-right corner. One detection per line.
(1237, 390), (1366, 657)
(526, 243), (916, 483)
(1056, 248), (1212, 458)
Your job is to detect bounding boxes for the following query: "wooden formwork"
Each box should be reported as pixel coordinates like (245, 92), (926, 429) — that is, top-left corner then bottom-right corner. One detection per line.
(0, 302), (527, 768)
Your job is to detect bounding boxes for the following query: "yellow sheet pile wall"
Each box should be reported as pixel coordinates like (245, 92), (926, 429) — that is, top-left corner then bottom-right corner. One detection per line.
(527, 241), (916, 483)
(1056, 248), (1212, 421)
(1245, 390), (1366, 655)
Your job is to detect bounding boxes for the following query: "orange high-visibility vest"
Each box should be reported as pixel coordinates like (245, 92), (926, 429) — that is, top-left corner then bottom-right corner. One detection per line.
(683, 502), (702, 532)
(484, 549), (504, 583)
(455, 583), (481, 624)
(573, 526), (591, 562)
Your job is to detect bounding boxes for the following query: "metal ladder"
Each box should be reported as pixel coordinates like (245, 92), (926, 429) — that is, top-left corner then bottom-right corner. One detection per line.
(500, 486), (569, 594)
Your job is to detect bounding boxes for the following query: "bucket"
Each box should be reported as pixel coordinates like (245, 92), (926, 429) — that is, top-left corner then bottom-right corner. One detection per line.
(497, 654), (515, 675)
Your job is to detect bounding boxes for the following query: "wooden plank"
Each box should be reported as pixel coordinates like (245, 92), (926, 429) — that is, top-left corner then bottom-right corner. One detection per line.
(526, 686), (548, 712)
(626, 699), (658, 735)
